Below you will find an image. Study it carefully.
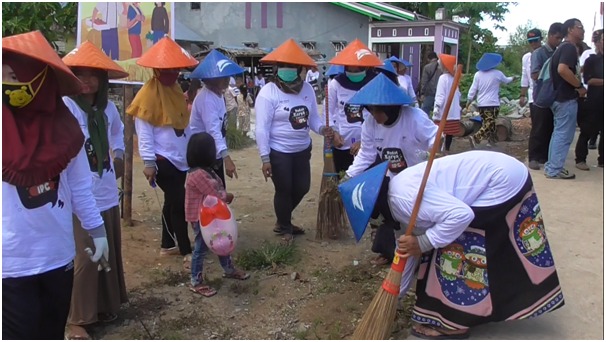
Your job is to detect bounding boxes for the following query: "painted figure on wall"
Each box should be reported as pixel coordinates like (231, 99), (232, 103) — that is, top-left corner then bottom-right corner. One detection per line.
(127, 2), (145, 58)
(92, 2), (121, 60)
(151, 2), (169, 44)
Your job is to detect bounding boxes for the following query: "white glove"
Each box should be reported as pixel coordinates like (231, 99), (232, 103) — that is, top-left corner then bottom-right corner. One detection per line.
(91, 237), (109, 264)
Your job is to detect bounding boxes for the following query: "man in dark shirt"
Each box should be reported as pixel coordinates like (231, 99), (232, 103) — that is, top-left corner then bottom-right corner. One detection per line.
(544, 18), (587, 179)
(575, 29), (604, 169)
(418, 52), (442, 115)
(527, 23), (563, 170)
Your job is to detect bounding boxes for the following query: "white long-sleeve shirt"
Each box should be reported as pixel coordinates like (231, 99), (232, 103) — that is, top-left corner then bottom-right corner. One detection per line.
(521, 52), (534, 104)
(388, 150), (528, 294)
(346, 106), (437, 178)
(255, 82), (323, 161)
(135, 118), (190, 171)
(398, 74), (418, 105)
(324, 78), (370, 151)
(467, 69), (514, 107)
(3, 147), (105, 278)
(432, 73), (461, 121)
(190, 86), (229, 159)
(63, 97), (124, 211)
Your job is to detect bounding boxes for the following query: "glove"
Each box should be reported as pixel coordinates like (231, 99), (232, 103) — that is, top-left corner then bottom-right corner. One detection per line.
(91, 237), (109, 264)
(339, 174), (351, 185)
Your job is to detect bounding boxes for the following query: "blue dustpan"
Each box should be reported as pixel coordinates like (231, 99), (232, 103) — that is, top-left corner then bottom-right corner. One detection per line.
(338, 161), (389, 242)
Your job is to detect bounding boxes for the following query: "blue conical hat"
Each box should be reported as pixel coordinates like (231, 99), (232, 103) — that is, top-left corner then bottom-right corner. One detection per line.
(387, 56), (412, 67)
(338, 161), (389, 242)
(191, 49), (245, 80)
(476, 53), (502, 71)
(325, 64), (344, 77)
(378, 59), (397, 75)
(348, 73), (414, 106)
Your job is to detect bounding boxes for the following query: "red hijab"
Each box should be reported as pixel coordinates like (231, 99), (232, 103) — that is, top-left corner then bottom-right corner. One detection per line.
(3, 53), (84, 187)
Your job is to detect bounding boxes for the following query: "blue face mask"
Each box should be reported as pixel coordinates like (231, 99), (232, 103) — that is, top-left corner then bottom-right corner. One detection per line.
(277, 68), (298, 83)
(346, 70), (366, 83)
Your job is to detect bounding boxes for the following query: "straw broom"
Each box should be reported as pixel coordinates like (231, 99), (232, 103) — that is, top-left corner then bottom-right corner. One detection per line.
(316, 83), (349, 240)
(352, 64), (464, 340)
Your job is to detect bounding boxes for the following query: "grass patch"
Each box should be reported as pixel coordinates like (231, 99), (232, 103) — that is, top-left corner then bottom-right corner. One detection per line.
(234, 241), (299, 270)
(226, 125), (254, 150)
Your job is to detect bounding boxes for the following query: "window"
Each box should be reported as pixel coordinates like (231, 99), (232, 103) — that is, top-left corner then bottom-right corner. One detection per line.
(190, 2), (201, 10)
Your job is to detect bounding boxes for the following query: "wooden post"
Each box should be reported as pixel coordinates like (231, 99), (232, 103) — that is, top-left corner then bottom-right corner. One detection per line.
(122, 85), (135, 227)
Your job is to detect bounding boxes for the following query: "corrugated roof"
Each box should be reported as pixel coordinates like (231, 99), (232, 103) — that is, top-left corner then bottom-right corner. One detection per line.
(330, 2), (413, 21)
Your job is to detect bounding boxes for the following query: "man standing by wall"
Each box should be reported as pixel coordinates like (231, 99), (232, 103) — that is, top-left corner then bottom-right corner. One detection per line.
(544, 19), (587, 180)
(522, 29), (546, 170)
(528, 23), (563, 170)
(418, 52), (442, 115)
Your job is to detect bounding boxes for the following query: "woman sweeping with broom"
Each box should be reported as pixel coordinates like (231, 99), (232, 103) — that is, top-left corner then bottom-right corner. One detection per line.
(390, 150), (564, 339)
(255, 38), (334, 244)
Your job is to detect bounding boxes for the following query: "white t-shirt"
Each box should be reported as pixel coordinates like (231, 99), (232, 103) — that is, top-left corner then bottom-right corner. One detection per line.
(432, 73), (461, 121)
(94, 2), (120, 29)
(3, 147), (104, 278)
(468, 69), (514, 107)
(190, 86), (229, 159)
(521, 52), (534, 103)
(346, 106), (438, 179)
(63, 97), (124, 212)
(326, 78), (370, 150)
(306, 70), (320, 83)
(135, 118), (191, 171)
(255, 82), (323, 159)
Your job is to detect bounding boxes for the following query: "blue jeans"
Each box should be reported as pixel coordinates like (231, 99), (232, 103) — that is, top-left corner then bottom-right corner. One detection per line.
(421, 95), (435, 116)
(545, 99), (578, 176)
(190, 222), (234, 287)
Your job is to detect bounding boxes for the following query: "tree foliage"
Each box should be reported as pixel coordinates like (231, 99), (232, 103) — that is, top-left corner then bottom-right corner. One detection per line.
(2, 2), (77, 50)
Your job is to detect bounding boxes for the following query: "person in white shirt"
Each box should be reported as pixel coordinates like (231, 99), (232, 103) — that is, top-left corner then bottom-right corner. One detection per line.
(390, 151), (563, 339)
(389, 56), (418, 106)
(325, 40), (383, 175)
(432, 54), (462, 154)
(522, 29), (548, 170)
(305, 66), (320, 84)
(466, 53), (515, 147)
(127, 37), (199, 263)
(190, 49), (245, 187)
(2, 31), (108, 340)
(255, 39), (334, 243)
(61, 42), (129, 340)
(344, 72), (438, 266)
(254, 73), (266, 98)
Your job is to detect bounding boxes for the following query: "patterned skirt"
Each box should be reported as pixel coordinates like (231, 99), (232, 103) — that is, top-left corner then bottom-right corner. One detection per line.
(411, 174), (564, 330)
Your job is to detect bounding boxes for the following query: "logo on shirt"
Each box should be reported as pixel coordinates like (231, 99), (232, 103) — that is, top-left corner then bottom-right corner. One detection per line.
(16, 175), (64, 210)
(288, 105), (310, 130)
(381, 147), (407, 174)
(84, 138), (112, 174)
(344, 103), (364, 124)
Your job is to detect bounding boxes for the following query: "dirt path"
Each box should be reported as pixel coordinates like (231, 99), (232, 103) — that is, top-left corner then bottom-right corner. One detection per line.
(86, 114), (603, 340)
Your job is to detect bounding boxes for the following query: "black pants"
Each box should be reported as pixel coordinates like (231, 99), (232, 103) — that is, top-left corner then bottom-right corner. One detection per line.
(368, 157), (398, 261)
(528, 104), (554, 163)
(212, 158), (226, 188)
(270, 145), (312, 234)
(156, 158), (192, 255)
(332, 147), (354, 175)
(575, 97), (604, 164)
(444, 135), (453, 151)
(3, 262), (74, 339)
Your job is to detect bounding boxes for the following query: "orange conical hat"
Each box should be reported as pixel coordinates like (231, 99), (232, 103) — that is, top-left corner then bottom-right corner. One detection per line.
(260, 38), (317, 67)
(63, 41), (129, 79)
(2, 30), (83, 96)
(136, 37), (198, 69)
(438, 54), (456, 75)
(329, 39), (383, 67)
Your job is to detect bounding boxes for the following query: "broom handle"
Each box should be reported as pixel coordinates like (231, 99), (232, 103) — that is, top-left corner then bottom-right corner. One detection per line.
(403, 65), (463, 237)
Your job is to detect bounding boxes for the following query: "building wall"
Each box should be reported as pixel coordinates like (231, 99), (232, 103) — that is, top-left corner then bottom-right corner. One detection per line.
(176, 2), (370, 60)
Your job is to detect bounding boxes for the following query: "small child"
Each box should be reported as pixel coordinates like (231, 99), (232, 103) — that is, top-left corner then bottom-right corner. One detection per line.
(185, 132), (249, 297)
(236, 84), (253, 136)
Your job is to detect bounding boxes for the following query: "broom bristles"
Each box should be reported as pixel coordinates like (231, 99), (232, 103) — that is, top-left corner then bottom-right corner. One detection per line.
(352, 267), (404, 339)
(316, 176), (349, 240)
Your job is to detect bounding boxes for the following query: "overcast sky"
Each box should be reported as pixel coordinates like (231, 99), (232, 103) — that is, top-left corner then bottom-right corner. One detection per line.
(478, 0), (603, 45)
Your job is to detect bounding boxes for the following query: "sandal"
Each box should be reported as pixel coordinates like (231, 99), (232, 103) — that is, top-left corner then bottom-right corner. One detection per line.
(223, 269), (250, 280)
(98, 312), (118, 323)
(410, 323), (470, 340)
(65, 324), (91, 340)
(273, 224), (305, 235)
(189, 284), (217, 297)
(370, 255), (390, 266)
